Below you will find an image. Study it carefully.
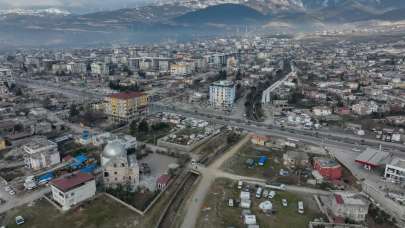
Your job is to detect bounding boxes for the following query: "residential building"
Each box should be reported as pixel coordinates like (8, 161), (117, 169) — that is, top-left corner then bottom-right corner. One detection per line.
(91, 62), (109, 75)
(313, 106), (332, 116)
(313, 157), (342, 180)
(104, 92), (149, 123)
(101, 141), (140, 191)
(209, 80), (236, 109)
(251, 134), (270, 146)
(50, 172), (96, 211)
(384, 157), (405, 184)
(283, 151), (309, 167)
(328, 192), (369, 223)
(23, 137), (60, 171)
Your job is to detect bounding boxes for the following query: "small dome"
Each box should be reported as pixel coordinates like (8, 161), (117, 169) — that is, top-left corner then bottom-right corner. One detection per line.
(102, 141), (126, 158)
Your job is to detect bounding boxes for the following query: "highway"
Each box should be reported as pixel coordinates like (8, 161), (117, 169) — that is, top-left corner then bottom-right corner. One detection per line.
(151, 103), (405, 155)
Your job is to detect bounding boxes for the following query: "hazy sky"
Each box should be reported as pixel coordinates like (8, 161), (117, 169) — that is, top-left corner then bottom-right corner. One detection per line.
(0, 0), (151, 12)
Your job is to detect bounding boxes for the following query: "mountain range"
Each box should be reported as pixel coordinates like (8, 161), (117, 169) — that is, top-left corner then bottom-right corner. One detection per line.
(1, 0), (405, 49)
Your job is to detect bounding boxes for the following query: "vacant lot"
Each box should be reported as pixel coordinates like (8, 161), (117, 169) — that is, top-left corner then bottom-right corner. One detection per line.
(196, 178), (323, 228)
(2, 196), (141, 228)
(221, 143), (290, 181)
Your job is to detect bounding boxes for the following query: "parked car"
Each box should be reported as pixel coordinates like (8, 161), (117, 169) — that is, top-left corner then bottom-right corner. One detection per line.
(268, 191), (276, 199)
(8, 190), (15, 196)
(282, 199), (288, 207)
(255, 187), (263, 198)
(237, 181), (243, 190)
(15, 216), (25, 225)
(263, 190), (269, 198)
(298, 201), (304, 214)
(228, 198), (234, 207)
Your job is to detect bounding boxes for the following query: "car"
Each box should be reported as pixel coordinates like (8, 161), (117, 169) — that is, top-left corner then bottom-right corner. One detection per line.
(255, 187), (263, 198)
(237, 181), (243, 190)
(15, 216), (25, 225)
(228, 198), (234, 207)
(268, 191), (276, 199)
(282, 199), (288, 207)
(8, 190), (15, 196)
(263, 190), (269, 198)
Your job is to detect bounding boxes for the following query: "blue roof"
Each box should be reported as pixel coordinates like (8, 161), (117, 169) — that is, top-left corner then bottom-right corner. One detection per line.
(80, 164), (97, 173)
(70, 154), (88, 169)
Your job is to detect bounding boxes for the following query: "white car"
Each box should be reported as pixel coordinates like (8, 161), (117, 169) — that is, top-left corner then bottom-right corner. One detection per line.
(263, 190), (269, 198)
(282, 199), (288, 207)
(8, 190), (16, 196)
(268, 191), (276, 199)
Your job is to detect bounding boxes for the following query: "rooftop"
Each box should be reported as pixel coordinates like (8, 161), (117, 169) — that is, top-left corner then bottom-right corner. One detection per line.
(108, 92), (145, 100)
(51, 172), (94, 192)
(355, 148), (390, 167)
(389, 157), (405, 169)
(23, 137), (57, 153)
(314, 157), (340, 168)
(334, 192), (368, 206)
(212, 80), (234, 87)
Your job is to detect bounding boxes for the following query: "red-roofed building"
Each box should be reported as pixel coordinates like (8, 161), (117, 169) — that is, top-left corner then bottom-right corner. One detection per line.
(313, 157), (342, 180)
(50, 172), (96, 211)
(105, 92), (149, 123)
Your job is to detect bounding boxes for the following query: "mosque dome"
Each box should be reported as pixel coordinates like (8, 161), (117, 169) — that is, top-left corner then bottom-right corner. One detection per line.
(102, 141), (126, 158)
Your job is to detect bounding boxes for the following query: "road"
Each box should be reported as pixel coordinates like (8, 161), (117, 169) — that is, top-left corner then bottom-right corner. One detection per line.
(0, 187), (50, 214)
(15, 79), (103, 100)
(151, 103), (405, 156)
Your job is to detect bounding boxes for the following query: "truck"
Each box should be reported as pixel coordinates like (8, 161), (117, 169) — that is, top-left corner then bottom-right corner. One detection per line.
(23, 176), (37, 190)
(37, 172), (54, 185)
(258, 156), (268, 166)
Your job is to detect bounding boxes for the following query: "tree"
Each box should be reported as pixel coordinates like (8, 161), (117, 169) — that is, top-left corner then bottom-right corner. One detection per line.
(69, 104), (80, 118)
(138, 119), (149, 133)
(129, 120), (138, 135)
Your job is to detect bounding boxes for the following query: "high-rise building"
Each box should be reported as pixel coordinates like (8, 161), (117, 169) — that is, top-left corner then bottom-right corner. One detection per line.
(209, 80), (236, 109)
(104, 92), (149, 123)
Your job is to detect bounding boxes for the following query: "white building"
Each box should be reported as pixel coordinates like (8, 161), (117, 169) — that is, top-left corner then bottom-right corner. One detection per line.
(329, 192), (369, 223)
(313, 106), (332, 117)
(23, 138), (60, 171)
(385, 157), (405, 184)
(209, 80), (236, 109)
(91, 62), (109, 75)
(50, 172), (96, 211)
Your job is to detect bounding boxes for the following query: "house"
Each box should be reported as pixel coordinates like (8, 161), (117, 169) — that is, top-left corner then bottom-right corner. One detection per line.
(50, 172), (96, 211)
(384, 157), (405, 184)
(355, 148), (391, 170)
(313, 157), (342, 180)
(156, 174), (171, 190)
(283, 151), (309, 167)
(327, 192), (369, 223)
(251, 134), (270, 146)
